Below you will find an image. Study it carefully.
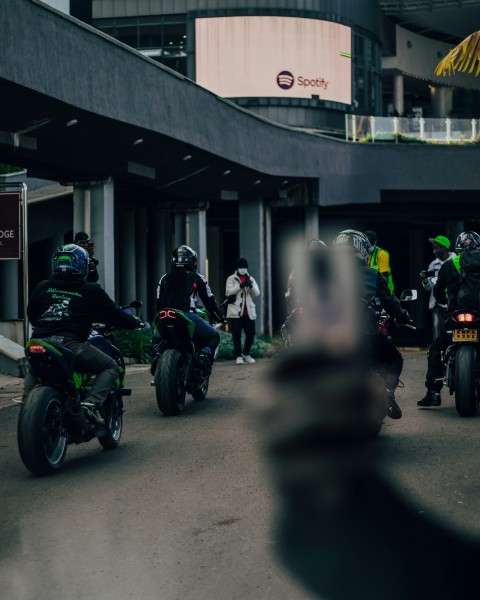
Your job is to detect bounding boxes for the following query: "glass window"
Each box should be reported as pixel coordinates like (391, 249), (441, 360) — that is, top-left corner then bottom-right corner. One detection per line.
(116, 26), (137, 48)
(139, 24), (162, 48)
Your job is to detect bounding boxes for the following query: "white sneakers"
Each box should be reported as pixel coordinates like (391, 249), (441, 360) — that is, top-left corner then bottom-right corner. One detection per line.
(235, 355), (256, 364)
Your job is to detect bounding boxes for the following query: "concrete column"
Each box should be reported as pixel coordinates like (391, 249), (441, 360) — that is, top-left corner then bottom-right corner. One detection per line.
(174, 213), (185, 248)
(120, 208), (136, 306)
(239, 199), (270, 336)
(73, 185), (90, 234)
(305, 206), (320, 241)
(186, 210), (207, 276)
(431, 86), (453, 118)
(153, 207), (169, 281)
(135, 205), (148, 316)
(90, 179), (115, 297)
(393, 74), (404, 116)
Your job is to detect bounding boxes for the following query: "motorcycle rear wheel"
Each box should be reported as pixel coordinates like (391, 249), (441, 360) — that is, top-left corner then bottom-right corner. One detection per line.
(155, 350), (187, 416)
(454, 345), (478, 417)
(17, 386), (67, 475)
(98, 394), (123, 449)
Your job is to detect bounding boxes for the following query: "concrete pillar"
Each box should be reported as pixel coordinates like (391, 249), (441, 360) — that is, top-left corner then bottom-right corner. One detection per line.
(186, 210), (207, 276)
(239, 199), (271, 336)
(174, 213), (185, 248)
(90, 180), (115, 297)
(120, 208), (136, 306)
(135, 205), (148, 316)
(305, 206), (320, 241)
(393, 74), (404, 116)
(73, 185), (90, 235)
(431, 86), (453, 118)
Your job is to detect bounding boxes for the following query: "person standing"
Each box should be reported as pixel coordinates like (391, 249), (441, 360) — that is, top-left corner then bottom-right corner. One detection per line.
(74, 231), (100, 283)
(420, 235), (456, 339)
(225, 258), (260, 365)
(365, 230), (394, 293)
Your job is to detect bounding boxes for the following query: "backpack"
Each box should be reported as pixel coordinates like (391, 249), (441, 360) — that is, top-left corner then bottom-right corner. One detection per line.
(456, 248), (480, 310)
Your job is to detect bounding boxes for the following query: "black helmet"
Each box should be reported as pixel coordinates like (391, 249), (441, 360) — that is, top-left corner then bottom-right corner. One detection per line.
(455, 231), (480, 253)
(333, 229), (370, 264)
(51, 244), (89, 278)
(172, 245), (198, 270)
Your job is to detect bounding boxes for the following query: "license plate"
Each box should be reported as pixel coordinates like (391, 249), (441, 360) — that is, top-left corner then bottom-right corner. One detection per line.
(453, 329), (479, 342)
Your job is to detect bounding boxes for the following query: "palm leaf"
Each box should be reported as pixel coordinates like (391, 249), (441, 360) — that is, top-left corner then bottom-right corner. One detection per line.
(435, 30), (480, 77)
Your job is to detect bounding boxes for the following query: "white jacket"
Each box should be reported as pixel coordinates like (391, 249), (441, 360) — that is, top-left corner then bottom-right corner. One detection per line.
(225, 272), (260, 319)
(422, 252), (456, 309)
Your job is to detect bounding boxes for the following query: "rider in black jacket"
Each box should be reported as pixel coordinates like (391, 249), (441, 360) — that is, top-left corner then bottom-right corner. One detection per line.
(23, 244), (141, 408)
(334, 230), (411, 419)
(156, 245), (223, 375)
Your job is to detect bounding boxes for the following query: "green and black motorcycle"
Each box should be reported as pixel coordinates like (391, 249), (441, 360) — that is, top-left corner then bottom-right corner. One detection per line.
(151, 307), (222, 416)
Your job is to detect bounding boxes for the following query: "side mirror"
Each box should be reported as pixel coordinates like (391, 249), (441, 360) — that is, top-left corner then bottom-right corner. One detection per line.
(129, 300), (143, 310)
(400, 289), (418, 302)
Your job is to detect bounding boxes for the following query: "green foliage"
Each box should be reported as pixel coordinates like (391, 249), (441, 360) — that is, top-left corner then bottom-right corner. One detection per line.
(0, 163), (24, 175)
(111, 326), (153, 364)
(110, 325), (280, 363)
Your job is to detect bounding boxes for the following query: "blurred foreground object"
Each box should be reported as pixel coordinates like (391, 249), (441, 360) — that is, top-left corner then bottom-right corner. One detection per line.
(259, 246), (480, 600)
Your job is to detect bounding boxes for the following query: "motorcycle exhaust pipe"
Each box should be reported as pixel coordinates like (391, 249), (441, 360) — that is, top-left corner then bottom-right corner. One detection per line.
(67, 403), (90, 428)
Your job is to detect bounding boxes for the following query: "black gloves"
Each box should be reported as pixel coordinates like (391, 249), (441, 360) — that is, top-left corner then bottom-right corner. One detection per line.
(240, 278), (253, 289)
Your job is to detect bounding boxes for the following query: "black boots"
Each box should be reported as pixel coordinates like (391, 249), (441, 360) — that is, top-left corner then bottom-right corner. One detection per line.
(194, 352), (212, 379)
(418, 391), (441, 407)
(386, 389), (402, 420)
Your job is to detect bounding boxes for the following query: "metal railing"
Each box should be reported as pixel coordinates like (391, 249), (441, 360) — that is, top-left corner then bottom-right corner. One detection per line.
(345, 115), (480, 144)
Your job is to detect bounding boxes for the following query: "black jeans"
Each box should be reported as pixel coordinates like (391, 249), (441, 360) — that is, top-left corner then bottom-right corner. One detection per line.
(425, 329), (450, 392)
(23, 339), (119, 404)
(229, 316), (256, 357)
(432, 305), (447, 340)
(369, 334), (403, 392)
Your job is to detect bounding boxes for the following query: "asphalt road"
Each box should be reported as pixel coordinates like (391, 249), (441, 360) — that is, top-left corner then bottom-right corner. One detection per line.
(1, 352), (480, 600)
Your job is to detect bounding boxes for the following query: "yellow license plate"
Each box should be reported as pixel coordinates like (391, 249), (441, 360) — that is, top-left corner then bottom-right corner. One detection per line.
(453, 329), (479, 342)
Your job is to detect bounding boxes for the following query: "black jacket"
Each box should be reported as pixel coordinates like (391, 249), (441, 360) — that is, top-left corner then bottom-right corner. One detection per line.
(28, 275), (139, 341)
(156, 270), (220, 317)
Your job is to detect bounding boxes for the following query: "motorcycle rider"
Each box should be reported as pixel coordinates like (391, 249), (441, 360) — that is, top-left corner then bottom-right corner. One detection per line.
(23, 244), (142, 411)
(418, 231), (480, 408)
(333, 230), (412, 419)
(155, 245), (224, 377)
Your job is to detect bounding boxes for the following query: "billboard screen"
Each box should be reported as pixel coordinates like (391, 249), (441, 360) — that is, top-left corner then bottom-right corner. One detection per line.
(195, 16), (351, 104)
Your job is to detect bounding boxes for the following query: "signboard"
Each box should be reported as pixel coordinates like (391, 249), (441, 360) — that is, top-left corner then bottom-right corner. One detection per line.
(195, 16), (352, 104)
(0, 192), (21, 260)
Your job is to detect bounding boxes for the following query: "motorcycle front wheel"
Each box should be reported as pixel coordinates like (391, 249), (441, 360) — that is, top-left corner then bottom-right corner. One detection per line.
(154, 349), (188, 416)
(98, 393), (123, 449)
(17, 386), (67, 475)
(454, 345), (478, 417)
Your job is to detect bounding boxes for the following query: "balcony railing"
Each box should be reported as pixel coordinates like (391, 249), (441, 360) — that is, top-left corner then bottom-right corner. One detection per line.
(345, 115), (480, 144)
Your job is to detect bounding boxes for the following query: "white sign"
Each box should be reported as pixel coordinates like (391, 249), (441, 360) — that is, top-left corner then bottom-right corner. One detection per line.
(196, 16), (352, 104)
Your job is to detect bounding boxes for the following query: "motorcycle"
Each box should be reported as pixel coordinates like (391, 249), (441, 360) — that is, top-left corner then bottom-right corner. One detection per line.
(151, 306), (222, 416)
(17, 301), (143, 475)
(442, 308), (480, 417)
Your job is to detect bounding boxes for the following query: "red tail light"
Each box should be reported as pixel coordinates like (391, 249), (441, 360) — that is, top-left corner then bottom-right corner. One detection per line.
(29, 345), (47, 354)
(159, 309), (176, 320)
(456, 312), (475, 323)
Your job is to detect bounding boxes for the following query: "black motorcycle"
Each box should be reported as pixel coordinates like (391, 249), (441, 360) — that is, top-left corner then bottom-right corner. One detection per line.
(442, 308), (480, 417)
(151, 307), (222, 416)
(17, 301), (143, 475)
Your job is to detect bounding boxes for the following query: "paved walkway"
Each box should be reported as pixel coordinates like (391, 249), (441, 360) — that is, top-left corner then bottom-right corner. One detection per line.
(0, 364), (150, 410)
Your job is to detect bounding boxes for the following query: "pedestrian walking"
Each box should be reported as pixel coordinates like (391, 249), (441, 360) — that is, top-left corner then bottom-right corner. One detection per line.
(225, 258), (260, 364)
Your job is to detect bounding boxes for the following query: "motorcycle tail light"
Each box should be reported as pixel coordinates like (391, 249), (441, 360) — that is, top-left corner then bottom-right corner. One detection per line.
(456, 312), (475, 323)
(29, 345), (47, 354)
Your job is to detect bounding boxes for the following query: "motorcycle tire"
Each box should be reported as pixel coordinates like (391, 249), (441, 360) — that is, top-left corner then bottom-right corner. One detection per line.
(17, 386), (67, 475)
(98, 393), (123, 449)
(154, 349), (187, 416)
(191, 376), (209, 402)
(454, 345), (478, 417)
